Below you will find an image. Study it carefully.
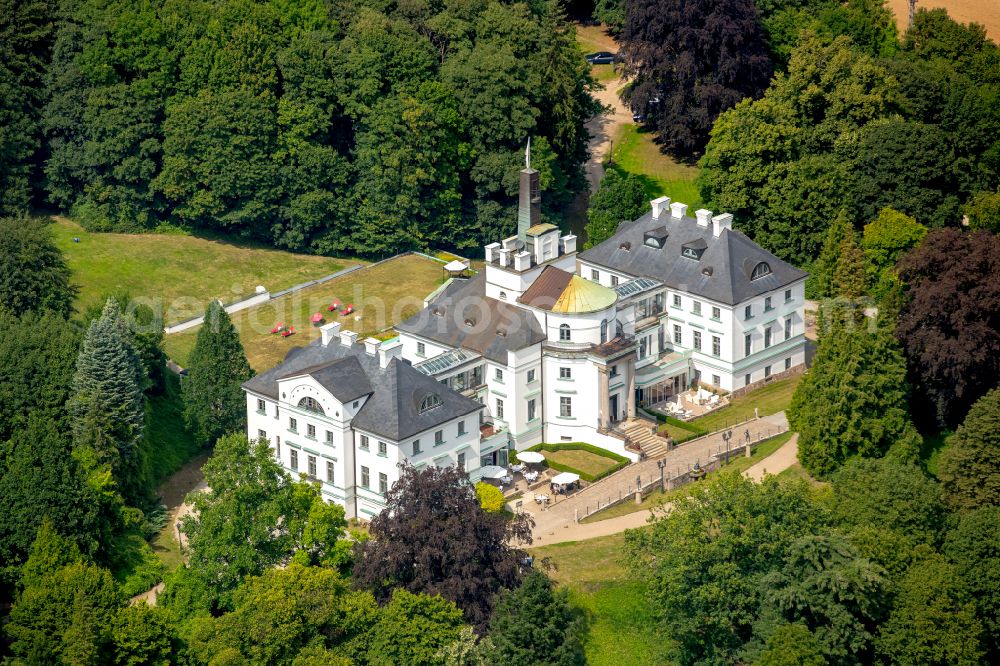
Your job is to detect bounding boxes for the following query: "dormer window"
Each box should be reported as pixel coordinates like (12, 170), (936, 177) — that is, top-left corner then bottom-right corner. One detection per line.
(750, 262), (771, 280)
(298, 397), (324, 415)
(419, 393), (442, 413)
(499, 291), (507, 300)
(643, 227), (668, 249)
(681, 238), (707, 260)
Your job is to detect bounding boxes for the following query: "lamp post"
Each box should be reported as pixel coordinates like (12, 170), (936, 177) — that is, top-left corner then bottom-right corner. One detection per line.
(657, 459), (666, 492)
(723, 429), (733, 464)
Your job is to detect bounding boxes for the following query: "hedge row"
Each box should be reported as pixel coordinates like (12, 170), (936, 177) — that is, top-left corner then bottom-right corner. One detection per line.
(640, 407), (709, 444)
(518, 442), (631, 483)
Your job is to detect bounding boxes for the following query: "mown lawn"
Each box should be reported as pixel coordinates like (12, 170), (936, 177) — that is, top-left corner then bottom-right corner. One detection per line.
(51, 216), (351, 324)
(580, 432), (794, 524)
(545, 448), (622, 478)
(533, 532), (667, 665)
(607, 125), (702, 208)
(688, 374), (802, 432)
(164, 253), (448, 371)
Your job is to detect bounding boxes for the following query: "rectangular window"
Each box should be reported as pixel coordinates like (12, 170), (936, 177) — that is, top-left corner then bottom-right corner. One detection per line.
(785, 288), (792, 302)
(495, 368), (503, 381)
(326, 460), (334, 484)
(435, 430), (444, 446)
(611, 275), (619, 286)
(745, 333), (752, 357)
(417, 342), (426, 356)
(591, 269), (599, 280)
(610, 364), (619, 377)
(765, 296), (773, 311)
(325, 431), (333, 444)
(673, 294), (681, 307)
(673, 324), (682, 345)
(289, 417), (297, 433)
(290, 449), (299, 471)
(495, 398), (504, 420)
(693, 331), (702, 351)
(378, 440), (387, 456)
(745, 373), (752, 386)
(359, 434), (369, 450)
(559, 367), (571, 379)
(458, 420), (466, 436)
(745, 304), (753, 320)
(361, 466), (370, 488)
(712, 374), (721, 387)
(276, 436), (281, 457)
(693, 301), (702, 315)
(764, 326), (772, 349)
(379, 472), (388, 495)
(307, 455), (317, 478)
(257, 429), (267, 441)
(785, 317), (792, 341)
(785, 357), (792, 370)
(559, 396), (572, 418)
(711, 306), (721, 320)
(638, 335), (648, 359)
(765, 365), (772, 378)
(527, 398), (536, 421)
(457, 452), (465, 471)
(712, 336), (721, 357)
(559, 325), (571, 341)
(413, 439), (422, 455)
(307, 423), (316, 439)
(257, 398), (265, 413)
(527, 369), (536, 383)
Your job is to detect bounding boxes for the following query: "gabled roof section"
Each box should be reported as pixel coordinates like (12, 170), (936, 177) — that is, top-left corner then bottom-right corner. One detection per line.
(396, 273), (546, 364)
(277, 356), (372, 403)
(578, 209), (808, 305)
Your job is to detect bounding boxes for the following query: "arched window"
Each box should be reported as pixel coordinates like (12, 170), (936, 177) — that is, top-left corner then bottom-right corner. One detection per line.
(750, 262), (772, 280)
(559, 324), (571, 341)
(600, 319), (608, 343)
(498, 291), (507, 300)
(298, 396), (324, 415)
(420, 393), (442, 413)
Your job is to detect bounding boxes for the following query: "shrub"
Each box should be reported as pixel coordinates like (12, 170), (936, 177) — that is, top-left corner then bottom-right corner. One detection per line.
(523, 442), (630, 482)
(475, 482), (506, 513)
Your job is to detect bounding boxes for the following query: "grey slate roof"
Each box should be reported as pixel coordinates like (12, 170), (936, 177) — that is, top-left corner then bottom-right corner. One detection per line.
(395, 273), (546, 364)
(579, 210), (808, 305)
(243, 339), (481, 442)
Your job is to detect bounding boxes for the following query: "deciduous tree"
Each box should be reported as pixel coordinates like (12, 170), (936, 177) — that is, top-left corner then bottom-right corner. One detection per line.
(944, 507), (1000, 658)
(354, 464), (532, 631)
(895, 228), (1000, 427)
(182, 301), (253, 447)
(619, 0), (773, 157)
(584, 170), (647, 248)
(483, 571), (586, 666)
(861, 208), (927, 298)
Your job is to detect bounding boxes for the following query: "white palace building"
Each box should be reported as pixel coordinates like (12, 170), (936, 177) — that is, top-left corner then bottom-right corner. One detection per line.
(244, 146), (807, 519)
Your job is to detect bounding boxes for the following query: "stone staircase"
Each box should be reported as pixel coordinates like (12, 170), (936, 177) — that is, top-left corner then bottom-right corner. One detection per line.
(622, 416), (669, 458)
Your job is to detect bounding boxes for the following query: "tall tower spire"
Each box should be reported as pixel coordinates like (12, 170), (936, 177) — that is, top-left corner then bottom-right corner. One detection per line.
(517, 138), (540, 244)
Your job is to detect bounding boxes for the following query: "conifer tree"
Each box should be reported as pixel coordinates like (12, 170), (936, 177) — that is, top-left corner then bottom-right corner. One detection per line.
(809, 211), (852, 299)
(69, 298), (145, 501)
(182, 301), (253, 446)
(939, 388), (1000, 511)
(832, 230), (866, 301)
(19, 517), (84, 590)
(789, 320), (922, 478)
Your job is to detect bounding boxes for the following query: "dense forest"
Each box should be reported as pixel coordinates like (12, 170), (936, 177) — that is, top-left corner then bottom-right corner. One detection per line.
(0, 0), (598, 256)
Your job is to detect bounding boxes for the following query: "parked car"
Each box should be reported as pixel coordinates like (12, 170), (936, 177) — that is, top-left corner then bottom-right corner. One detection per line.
(585, 51), (616, 65)
(632, 112), (646, 122)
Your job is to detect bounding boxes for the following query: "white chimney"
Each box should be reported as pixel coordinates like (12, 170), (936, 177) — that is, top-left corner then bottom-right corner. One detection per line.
(498, 248), (511, 267)
(712, 213), (733, 237)
(320, 321), (341, 346)
(651, 196), (671, 220)
(670, 202), (688, 219)
(363, 337), (379, 356)
(340, 330), (358, 347)
(484, 242), (500, 263)
(561, 234), (577, 254)
(378, 339), (403, 368)
(514, 251), (530, 271)
(695, 209), (713, 227)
